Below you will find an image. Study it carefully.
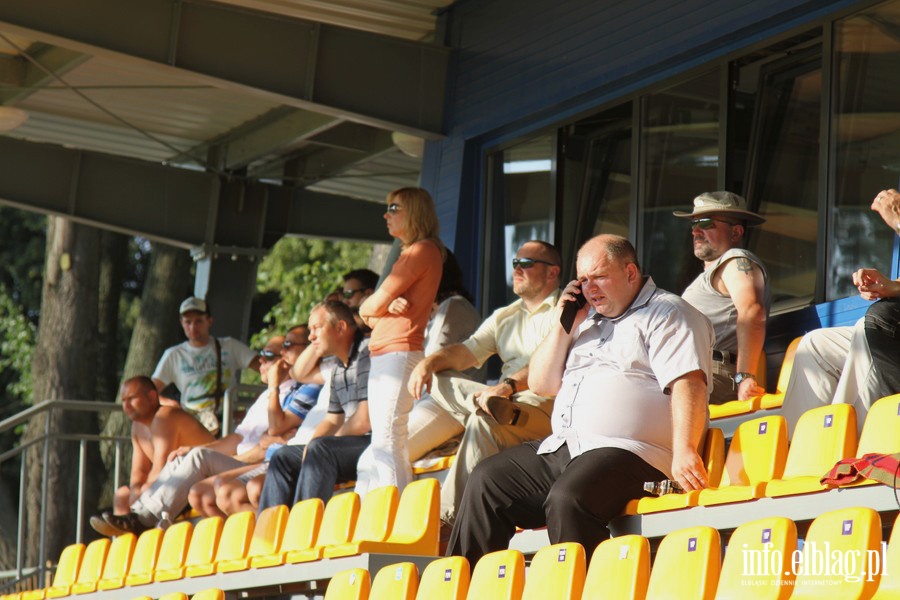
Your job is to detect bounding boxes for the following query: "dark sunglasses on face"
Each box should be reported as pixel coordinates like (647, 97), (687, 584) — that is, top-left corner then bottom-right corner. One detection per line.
(259, 349), (280, 360)
(342, 288), (364, 299)
(387, 203), (402, 214)
(691, 217), (738, 230)
(512, 257), (556, 270)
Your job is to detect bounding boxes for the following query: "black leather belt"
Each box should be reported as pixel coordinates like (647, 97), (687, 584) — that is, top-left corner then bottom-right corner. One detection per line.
(712, 350), (736, 364)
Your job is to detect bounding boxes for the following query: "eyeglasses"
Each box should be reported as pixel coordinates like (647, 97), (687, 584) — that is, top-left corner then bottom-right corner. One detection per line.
(387, 203), (402, 214)
(512, 257), (556, 270)
(342, 288), (364, 299)
(259, 349), (280, 360)
(690, 217), (738, 230)
(283, 340), (310, 349)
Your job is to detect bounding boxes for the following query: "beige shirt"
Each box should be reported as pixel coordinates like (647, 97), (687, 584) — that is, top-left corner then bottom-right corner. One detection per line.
(462, 289), (561, 381)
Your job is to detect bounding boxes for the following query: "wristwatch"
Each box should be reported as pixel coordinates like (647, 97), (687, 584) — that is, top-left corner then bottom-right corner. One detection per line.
(733, 372), (756, 385)
(503, 377), (518, 396)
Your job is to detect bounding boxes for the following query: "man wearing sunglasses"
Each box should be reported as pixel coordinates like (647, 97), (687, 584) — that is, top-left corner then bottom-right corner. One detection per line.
(674, 192), (770, 404)
(341, 269), (379, 309)
(407, 240), (561, 533)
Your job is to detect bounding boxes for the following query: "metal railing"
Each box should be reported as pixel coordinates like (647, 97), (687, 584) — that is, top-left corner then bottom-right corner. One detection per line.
(0, 385), (262, 592)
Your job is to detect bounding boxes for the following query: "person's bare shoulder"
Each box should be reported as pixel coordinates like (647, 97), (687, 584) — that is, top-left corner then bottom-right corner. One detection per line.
(152, 406), (215, 444)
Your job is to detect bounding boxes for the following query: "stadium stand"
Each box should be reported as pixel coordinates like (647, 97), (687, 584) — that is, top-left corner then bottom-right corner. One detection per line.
(466, 549), (525, 599)
(216, 505), (288, 573)
(323, 568), (370, 600)
(521, 542), (585, 600)
(582, 535), (649, 600)
(645, 526), (720, 599)
(415, 556), (469, 600)
(250, 498), (323, 568)
(369, 562), (418, 599)
(122, 529), (163, 587)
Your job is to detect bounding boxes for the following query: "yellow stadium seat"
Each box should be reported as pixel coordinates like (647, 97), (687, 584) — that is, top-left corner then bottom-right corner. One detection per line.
(324, 479), (438, 558)
(191, 588), (225, 600)
(696, 415), (788, 506)
(123, 527), (163, 587)
(582, 535), (649, 600)
(370, 562), (418, 600)
(627, 427), (724, 514)
(158, 593), (188, 600)
(153, 520), (199, 582)
(646, 526), (720, 600)
(64, 538), (110, 596)
(522, 542), (585, 600)
(709, 347), (768, 419)
(286, 491), (360, 563)
(764, 404), (857, 498)
(217, 504), (288, 573)
(184, 510), (254, 577)
(872, 512), (900, 599)
(251, 499), (323, 568)
(792, 506), (882, 599)
(416, 556), (470, 600)
(321, 485), (399, 558)
(23, 542), (84, 600)
(842, 394), (900, 489)
(758, 337), (802, 410)
(467, 549), (525, 600)
(715, 516), (797, 599)
(156, 517), (221, 582)
(324, 568), (371, 600)
(95, 531), (137, 591)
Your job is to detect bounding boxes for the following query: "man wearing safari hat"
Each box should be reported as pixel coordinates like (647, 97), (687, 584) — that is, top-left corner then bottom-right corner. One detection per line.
(674, 191), (771, 404)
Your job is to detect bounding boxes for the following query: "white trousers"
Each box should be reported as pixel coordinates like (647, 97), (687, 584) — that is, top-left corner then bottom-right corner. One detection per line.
(355, 350), (422, 496)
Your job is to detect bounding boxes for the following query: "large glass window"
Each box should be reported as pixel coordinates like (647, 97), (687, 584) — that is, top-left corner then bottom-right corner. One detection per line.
(485, 134), (555, 308)
(640, 70), (720, 294)
(830, 3), (900, 298)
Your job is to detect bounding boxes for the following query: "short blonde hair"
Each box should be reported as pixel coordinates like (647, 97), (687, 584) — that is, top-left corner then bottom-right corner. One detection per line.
(388, 187), (442, 250)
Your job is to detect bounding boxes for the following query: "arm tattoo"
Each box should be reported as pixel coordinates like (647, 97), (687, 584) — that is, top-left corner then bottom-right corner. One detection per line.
(735, 257), (753, 275)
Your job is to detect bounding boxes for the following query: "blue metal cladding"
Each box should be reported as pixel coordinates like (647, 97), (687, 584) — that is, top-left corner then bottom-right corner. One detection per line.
(422, 0), (864, 303)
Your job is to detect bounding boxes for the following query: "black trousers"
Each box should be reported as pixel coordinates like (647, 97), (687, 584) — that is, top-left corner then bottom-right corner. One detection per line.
(447, 440), (664, 565)
(865, 298), (900, 396)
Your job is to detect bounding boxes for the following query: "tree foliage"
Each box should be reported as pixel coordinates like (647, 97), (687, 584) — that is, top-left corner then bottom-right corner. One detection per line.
(251, 236), (375, 346)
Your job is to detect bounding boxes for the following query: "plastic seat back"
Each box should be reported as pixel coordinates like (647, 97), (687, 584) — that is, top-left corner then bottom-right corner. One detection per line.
(191, 588), (225, 600)
(352, 485), (399, 543)
(251, 498), (323, 568)
(416, 556), (470, 600)
(318, 492), (361, 547)
(123, 528), (163, 586)
(857, 394), (900, 456)
(872, 512), (900, 599)
(723, 416), (788, 486)
(582, 535), (649, 600)
(716, 517), (797, 599)
(153, 520), (197, 581)
(218, 505), (287, 572)
(523, 542), (585, 600)
(646, 526), (720, 600)
(95, 531), (137, 590)
(171, 516), (223, 580)
(384, 478), (439, 549)
(759, 337), (802, 410)
(324, 568), (371, 600)
(158, 593), (188, 600)
(792, 507), (882, 598)
(467, 549), (525, 600)
(41, 543), (85, 598)
(68, 537), (110, 595)
(703, 427), (725, 489)
(370, 562), (418, 600)
(782, 404), (857, 479)
(204, 510), (254, 575)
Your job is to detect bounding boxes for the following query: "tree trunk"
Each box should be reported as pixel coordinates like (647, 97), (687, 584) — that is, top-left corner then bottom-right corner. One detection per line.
(22, 217), (102, 568)
(100, 242), (193, 501)
(96, 231), (127, 403)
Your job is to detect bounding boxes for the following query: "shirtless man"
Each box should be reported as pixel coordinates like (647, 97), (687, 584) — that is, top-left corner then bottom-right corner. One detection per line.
(111, 376), (213, 515)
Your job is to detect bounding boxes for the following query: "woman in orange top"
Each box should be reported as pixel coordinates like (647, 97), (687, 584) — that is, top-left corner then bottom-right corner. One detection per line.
(357, 187), (444, 493)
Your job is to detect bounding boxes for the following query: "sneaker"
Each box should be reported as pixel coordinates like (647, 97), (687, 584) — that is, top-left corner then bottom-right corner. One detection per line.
(101, 512), (149, 536)
(89, 514), (121, 537)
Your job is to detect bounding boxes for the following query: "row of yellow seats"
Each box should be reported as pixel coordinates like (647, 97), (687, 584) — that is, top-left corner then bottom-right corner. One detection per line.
(629, 392), (900, 514)
(326, 506), (900, 600)
(709, 336), (801, 420)
(131, 588), (223, 600)
(15, 478), (439, 599)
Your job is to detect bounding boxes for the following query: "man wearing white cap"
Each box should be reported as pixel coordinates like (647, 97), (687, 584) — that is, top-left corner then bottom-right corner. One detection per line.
(674, 191), (771, 404)
(151, 296), (259, 434)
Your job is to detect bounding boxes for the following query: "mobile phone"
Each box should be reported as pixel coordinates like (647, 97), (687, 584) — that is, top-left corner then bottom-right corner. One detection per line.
(560, 289), (587, 334)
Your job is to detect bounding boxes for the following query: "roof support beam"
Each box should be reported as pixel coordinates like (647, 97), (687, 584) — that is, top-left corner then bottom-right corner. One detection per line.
(0, 136), (391, 248)
(0, 0), (449, 138)
(0, 43), (89, 104)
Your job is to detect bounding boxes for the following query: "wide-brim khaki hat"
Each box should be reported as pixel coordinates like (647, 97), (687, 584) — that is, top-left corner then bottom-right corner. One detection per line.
(673, 191), (766, 225)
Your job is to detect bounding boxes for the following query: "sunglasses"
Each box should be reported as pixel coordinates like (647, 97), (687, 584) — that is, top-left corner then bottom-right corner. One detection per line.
(342, 288), (364, 299)
(512, 257), (556, 270)
(259, 349), (280, 360)
(387, 203), (402, 214)
(283, 340), (309, 349)
(690, 217), (738, 230)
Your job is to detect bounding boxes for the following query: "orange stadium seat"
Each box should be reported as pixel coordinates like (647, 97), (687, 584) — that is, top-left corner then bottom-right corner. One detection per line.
(370, 562), (418, 600)
(758, 337), (802, 411)
(251, 498), (323, 568)
(286, 491), (360, 563)
(467, 550), (525, 600)
(217, 504), (288, 573)
(582, 535), (649, 600)
(64, 538), (110, 596)
(21, 542), (84, 600)
(646, 526), (720, 600)
(324, 568), (370, 600)
(321, 485), (399, 559)
(416, 556), (470, 600)
(522, 542), (585, 600)
(184, 511), (254, 577)
(122, 527), (163, 587)
(94, 531), (137, 591)
(155, 518), (219, 582)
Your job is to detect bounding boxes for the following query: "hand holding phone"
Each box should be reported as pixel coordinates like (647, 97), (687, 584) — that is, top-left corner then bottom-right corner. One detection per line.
(560, 287), (587, 334)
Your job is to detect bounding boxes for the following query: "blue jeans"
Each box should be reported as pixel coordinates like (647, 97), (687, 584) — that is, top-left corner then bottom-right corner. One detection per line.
(257, 435), (371, 512)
